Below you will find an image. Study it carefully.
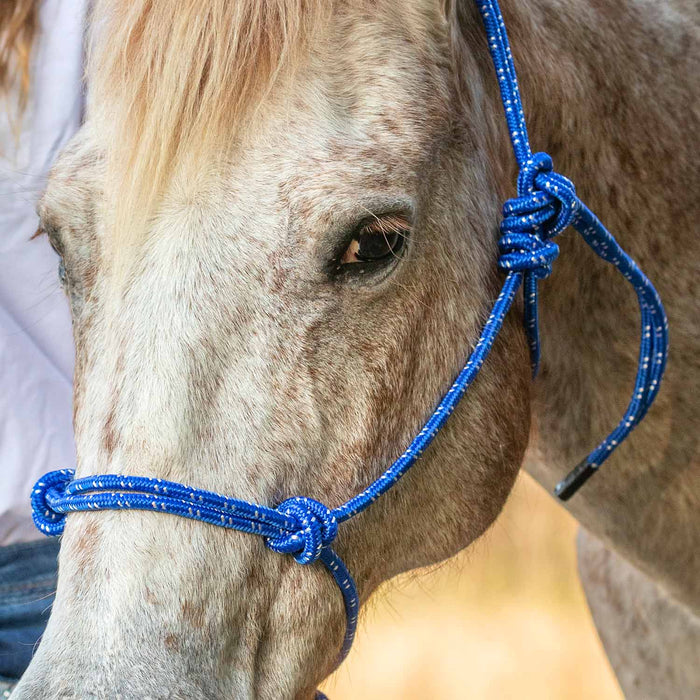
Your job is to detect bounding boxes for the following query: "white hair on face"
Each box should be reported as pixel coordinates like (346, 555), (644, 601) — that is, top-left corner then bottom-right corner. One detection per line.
(87, 0), (328, 263)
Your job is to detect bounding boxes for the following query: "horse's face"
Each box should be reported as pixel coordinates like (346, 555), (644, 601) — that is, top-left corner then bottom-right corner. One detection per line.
(19, 3), (530, 697)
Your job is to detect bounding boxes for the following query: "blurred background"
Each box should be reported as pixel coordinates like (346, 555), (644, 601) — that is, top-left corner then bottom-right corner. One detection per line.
(321, 473), (623, 700)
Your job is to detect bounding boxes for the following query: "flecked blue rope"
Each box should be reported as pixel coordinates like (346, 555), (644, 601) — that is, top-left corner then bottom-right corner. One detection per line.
(31, 469), (360, 663)
(475, 0), (668, 496)
(31, 0), (668, 683)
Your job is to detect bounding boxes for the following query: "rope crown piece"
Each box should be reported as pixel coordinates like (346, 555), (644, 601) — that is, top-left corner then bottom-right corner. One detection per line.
(31, 0), (668, 683)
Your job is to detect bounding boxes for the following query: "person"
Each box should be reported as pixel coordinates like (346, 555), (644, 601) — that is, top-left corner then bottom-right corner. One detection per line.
(0, 0), (87, 688)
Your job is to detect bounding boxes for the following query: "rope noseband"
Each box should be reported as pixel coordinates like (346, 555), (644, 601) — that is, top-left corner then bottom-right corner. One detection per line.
(31, 0), (668, 688)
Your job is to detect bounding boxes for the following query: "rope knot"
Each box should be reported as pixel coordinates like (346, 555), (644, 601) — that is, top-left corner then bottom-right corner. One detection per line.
(266, 497), (338, 565)
(30, 469), (74, 536)
(498, 152), (579, 279)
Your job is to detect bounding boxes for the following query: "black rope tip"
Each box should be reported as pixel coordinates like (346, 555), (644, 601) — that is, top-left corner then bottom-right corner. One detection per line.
(554, 460), (597, 501)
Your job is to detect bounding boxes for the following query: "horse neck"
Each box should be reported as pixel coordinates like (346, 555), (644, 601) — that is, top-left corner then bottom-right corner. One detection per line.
(494, 0), (700, 613)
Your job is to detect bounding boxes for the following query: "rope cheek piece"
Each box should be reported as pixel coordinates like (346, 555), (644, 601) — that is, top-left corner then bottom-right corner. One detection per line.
(31, 0), (669, 692)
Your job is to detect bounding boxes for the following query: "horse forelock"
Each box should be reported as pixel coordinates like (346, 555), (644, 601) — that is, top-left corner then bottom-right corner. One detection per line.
(87, 0), (329, 261)
(0, 0), (39, 123)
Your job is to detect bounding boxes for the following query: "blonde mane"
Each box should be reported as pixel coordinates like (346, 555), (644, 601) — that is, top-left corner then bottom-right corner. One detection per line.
(0, 0), (39, 125)
(88, 0), (326, 255)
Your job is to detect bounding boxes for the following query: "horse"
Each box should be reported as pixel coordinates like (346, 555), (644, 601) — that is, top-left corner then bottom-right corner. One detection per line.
(8, 0), (699, 697)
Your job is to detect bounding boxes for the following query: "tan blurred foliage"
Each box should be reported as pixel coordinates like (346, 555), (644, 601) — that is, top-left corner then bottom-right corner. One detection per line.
(321, 473), (623, 700)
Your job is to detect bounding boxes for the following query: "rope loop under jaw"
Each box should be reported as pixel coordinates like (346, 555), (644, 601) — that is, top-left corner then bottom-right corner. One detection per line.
(265, 497), (339, 565)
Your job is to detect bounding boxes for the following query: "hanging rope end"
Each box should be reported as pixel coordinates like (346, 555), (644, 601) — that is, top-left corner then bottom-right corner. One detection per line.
(554, 459), (597, 501)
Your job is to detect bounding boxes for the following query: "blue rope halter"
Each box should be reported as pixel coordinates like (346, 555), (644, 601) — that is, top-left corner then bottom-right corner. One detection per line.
(31, 0), (668, 688)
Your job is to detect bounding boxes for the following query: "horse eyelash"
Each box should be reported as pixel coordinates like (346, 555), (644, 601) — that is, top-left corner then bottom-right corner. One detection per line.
(358, 215), (411, 263)
(360, 214), (411, 237)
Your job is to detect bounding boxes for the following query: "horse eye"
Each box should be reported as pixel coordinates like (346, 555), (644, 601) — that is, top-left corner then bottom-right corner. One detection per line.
(340, 217), (409, 266)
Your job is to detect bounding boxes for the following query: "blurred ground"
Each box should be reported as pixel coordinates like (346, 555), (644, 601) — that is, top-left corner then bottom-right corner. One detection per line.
(321, 472), (623, 700)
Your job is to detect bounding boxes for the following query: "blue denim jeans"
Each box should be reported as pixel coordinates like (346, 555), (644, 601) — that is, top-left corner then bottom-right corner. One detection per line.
(0, 538), (59, 684)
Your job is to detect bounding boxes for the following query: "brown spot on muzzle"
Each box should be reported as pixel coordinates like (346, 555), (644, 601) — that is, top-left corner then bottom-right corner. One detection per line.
(102, 355), (125, 457)
(181, 599), (206, 629)
(68, 519), (102, 574)
(163, 633), (180, 652)
(103, 407), (118, 456)
(72, 520), (100, 555)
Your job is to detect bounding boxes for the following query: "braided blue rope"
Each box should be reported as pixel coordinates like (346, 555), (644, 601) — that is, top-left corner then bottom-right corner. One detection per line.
(31, 0), (668, 683)
(31, 469), (360, 662)
(476, 0), (668, 497)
